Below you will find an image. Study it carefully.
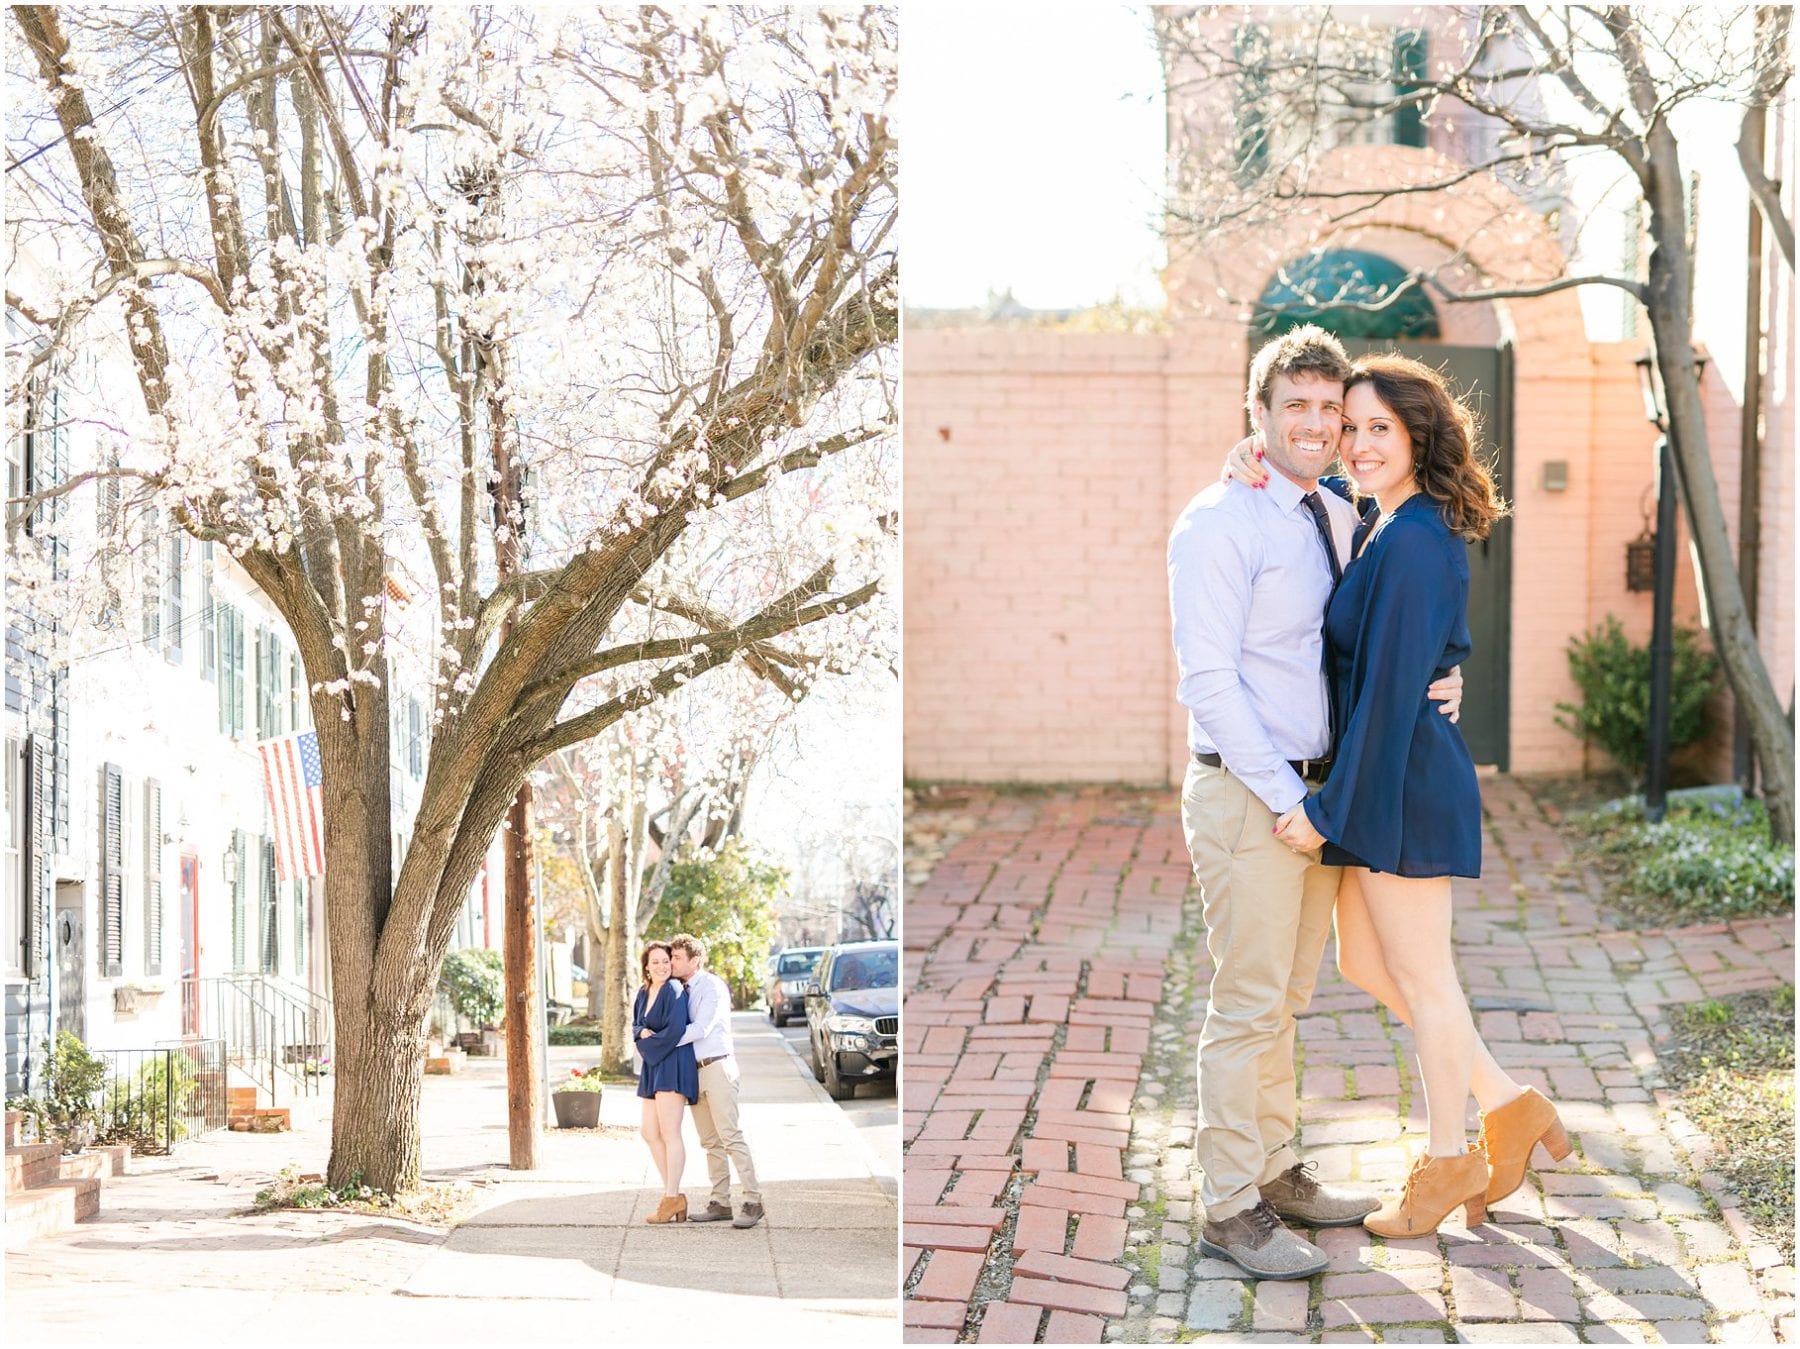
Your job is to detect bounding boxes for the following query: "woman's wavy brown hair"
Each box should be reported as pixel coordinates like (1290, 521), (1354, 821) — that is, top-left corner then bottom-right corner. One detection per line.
(1346, 354), (1510, 542)
(639, 940), (674, 993)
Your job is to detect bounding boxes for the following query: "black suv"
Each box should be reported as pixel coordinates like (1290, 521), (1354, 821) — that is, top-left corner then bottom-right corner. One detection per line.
(765, 946), (826, 1027)
(804, 940), (899, 1100)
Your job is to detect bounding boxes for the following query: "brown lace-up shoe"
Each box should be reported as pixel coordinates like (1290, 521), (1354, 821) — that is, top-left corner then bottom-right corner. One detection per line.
(689, 1200), (733, 1223)
(1261, 1160), (1381, 1228)
(1199, 1199), (1328, 1280)
(732, 1200), (764, 1229)
(1363, 1150), (1488, 1238)
(1476, 1087), (1571, 1205)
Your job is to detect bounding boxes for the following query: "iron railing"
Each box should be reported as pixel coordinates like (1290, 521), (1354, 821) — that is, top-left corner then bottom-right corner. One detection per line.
(181, 975), (331, 1101)
(93, 1040), (227, 1154)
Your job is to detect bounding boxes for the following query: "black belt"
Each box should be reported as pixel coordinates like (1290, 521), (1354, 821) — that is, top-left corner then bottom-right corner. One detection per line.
(698, 1055), (730, 1068)
(1194, 751), (1331, 784)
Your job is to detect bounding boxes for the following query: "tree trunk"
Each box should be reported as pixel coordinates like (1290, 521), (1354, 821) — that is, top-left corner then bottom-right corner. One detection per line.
(328, 1002), (426, 1193)
(1640, 123), (1797, 843)
(599, 814), (630, 1074)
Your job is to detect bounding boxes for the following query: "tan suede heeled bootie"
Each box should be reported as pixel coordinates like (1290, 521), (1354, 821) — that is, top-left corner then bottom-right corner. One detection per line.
(645, 1193), (688, 1224)
(1476, 1087), (1571, 1205)
(1362, 1150), (1489, 1237)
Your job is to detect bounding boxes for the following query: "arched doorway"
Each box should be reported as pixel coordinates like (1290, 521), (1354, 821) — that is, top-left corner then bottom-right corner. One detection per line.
(1253, 248), (1514, 768)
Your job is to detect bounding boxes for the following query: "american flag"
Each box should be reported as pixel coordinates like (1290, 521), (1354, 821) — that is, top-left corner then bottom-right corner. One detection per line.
(258, 730), (326, 880)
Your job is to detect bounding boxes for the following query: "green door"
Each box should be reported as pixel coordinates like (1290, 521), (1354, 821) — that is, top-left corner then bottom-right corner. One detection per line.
(1341, 340), (1513, 769)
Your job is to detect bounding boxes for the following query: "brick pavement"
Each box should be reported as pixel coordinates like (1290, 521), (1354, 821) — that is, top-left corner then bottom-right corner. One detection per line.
(901, 779), (1794, 1344)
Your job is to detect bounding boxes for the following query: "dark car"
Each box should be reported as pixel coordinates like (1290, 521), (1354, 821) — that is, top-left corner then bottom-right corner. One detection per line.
(765, 947), (826, 1027)
(804, 940), (899, 1100)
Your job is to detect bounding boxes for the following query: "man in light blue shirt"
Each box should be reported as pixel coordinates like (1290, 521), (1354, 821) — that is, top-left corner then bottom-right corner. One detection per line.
(1168, 325), (1460, 1279)
(671, 933), (764, 1228)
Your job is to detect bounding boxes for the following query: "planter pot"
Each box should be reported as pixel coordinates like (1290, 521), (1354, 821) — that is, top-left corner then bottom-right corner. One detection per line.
(480, 1028), (502, 1057)
(551, 1090), (602, 1129)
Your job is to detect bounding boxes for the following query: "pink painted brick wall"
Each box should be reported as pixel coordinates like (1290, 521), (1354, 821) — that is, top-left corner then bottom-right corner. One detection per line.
(904, 329), (1175, 784)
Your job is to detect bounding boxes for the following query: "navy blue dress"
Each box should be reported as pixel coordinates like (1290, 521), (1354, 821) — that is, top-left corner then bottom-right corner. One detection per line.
(632, 980), (699, 1102)
(1303, 491), (1483, 878)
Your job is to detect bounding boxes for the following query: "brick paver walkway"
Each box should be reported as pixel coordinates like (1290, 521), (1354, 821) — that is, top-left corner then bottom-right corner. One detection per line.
(902, 779), (1794, 1344)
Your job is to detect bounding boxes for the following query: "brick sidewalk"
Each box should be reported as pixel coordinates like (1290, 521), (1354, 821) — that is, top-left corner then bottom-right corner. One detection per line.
(901, 780), (1794, 1344)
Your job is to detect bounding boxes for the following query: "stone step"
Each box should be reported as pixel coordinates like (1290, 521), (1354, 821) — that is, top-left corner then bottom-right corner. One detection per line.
(5, 1142), (60, 1195)
(5, 1109), (23, 1147)
(228, 1107), (290, 1132)
(4, 1175), (101, 1250)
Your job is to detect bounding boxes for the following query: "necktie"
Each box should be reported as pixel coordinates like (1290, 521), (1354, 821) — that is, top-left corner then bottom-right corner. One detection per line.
(1301, 491), (1343, 759)
(1300, 491), (1343, 585)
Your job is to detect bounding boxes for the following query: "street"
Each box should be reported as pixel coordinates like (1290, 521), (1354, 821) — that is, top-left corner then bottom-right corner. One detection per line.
(776, 1019), (900, 1184)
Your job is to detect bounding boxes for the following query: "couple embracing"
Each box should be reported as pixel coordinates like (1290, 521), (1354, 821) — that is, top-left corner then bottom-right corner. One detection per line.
(1168, 326), (1569, 1280)
(632, 933), (764, 1228)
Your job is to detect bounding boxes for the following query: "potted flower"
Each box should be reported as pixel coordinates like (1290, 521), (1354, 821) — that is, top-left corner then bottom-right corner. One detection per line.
(551, 1066), (604, 1128)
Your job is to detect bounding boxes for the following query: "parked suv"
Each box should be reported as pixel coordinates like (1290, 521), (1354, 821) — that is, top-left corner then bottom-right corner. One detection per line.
(765, 946), (826, 1027)
(804, 940), (899, 1100)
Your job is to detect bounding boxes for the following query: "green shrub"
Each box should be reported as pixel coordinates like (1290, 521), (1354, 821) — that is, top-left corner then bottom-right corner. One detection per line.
(98, 1051), (197, 1153)
(6, 1031), (110, 1154)
(1589, 796), (1793, 921)
(439, 947), (504, 1027)
(1555, 617), (1718, 772)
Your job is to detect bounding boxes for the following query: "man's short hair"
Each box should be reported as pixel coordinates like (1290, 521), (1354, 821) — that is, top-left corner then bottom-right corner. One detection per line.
(669, 933), (706, 962)
(1245, 324), (1353, 416)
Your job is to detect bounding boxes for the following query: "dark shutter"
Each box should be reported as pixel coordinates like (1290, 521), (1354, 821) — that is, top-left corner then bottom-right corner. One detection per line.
(26, 737), (47, 978)
(260, 835), (278, 973)
(100, 764), (124, 978)
(97, 456), (122, 628)
(164, 534), (183, 664)
(1391, 30), (1428, 148)
(201, 543), (216, 682)
(142, 508), (162, 649)
(231, 829), (247, 971)
(144, 778), (163, 975)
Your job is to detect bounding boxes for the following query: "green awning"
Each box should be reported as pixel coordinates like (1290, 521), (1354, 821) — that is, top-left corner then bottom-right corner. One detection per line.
(1253, 249), (1441, 340)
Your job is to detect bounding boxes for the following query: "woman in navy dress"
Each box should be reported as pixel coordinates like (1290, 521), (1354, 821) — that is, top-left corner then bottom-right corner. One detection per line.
(1259, 356), (1568, 1237)
(633, 941), (699, 1223)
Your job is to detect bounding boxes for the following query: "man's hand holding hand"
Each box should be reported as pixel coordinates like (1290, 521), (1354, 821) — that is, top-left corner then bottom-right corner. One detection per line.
(1273, 803), (1325, 853)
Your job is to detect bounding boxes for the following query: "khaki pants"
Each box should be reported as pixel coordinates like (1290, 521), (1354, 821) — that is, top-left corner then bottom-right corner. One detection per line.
(691, 1057), (761, 1207)
(1180, 758), (1340, 1220)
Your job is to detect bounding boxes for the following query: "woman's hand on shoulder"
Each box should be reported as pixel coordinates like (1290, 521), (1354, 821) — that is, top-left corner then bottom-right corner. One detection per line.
(1220, 434), (1270, 489)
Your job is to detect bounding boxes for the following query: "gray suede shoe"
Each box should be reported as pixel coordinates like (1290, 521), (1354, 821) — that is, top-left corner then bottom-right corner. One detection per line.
(1199, 1199), (1328, 1280)
(1261, 1160), (1381, 1228)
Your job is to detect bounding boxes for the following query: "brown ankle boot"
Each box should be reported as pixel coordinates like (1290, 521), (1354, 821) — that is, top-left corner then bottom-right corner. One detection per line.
(645, 1194), (689, 1224)
(1476, 1087), (1571, 1204)
(1363, 1150), (1489, 1238)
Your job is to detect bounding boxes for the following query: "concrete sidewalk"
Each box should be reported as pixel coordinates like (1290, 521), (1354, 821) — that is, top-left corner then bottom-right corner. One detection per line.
(6, 1012), (897, 1345)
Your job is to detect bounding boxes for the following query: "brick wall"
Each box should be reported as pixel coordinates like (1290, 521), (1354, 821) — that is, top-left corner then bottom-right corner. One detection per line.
(903, 330), (1175, 784)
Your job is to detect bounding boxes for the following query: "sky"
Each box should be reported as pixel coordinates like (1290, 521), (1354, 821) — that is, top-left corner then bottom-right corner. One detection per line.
(904, 5), (1168, 312)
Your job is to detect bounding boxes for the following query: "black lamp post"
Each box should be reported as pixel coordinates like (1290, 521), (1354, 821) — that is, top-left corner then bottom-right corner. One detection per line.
(1633, 349), (1705, 823)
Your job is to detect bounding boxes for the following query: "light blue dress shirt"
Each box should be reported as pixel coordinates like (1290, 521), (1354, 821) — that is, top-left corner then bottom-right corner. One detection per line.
(1168, 469), (1356, 816)
(675, 969), (732, 1062)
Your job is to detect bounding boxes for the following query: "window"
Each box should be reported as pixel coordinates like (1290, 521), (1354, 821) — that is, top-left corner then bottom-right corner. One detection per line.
(144, 778), (163, 975)
(97, 451), (122, 629)
(290, 652), (306, 729)
(260, 835), (278, 974)
(230, 830), (249, 971)
(1391, 30), (1428, 148)
(200, 543), (216, 682)
(407, 696), (424, 778)
(5, 738), (22, 977)
(292, 879), (308, 977)
(217, 605), (245, 738)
